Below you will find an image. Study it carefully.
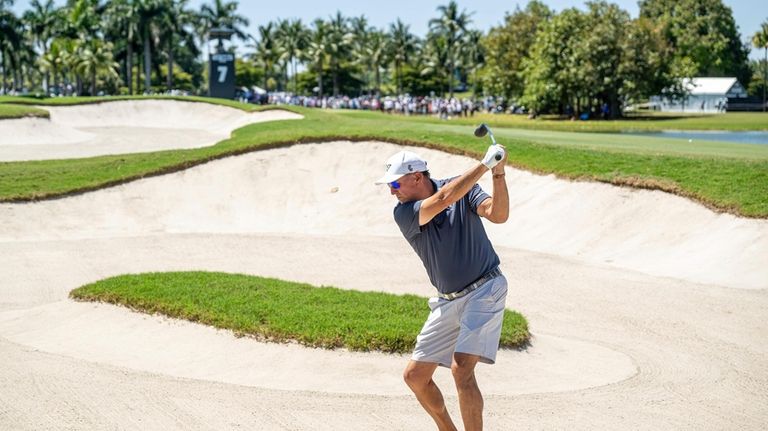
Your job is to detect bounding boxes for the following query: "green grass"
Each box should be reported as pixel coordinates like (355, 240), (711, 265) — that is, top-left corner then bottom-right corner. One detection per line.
(412, 110), (768, 132)
(0, 103), (49, 119)
(0, 97), (766, 217)
(69, 271), (530, 353)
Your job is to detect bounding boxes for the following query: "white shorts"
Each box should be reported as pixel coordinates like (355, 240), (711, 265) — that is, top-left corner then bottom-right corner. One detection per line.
(411, 274), (508, 368)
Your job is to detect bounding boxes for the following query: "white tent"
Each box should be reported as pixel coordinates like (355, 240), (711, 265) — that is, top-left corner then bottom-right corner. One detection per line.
(650, 77), (748, 113)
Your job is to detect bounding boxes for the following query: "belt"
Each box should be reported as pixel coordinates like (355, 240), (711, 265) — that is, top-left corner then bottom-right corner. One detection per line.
(438, 267), (502, 301)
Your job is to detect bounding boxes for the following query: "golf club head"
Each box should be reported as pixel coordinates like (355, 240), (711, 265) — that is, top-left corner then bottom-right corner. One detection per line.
(475, 124), (503, 161)
(474, 123), (489, 138)
(474, 123), (498, 146)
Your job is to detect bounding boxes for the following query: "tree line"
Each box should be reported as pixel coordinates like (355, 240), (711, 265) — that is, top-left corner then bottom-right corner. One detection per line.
(1, 0), (767, 116)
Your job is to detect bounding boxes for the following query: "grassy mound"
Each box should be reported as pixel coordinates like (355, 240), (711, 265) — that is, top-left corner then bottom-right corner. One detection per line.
(0, 103), (49, 119)
(70, 271), (530, 354)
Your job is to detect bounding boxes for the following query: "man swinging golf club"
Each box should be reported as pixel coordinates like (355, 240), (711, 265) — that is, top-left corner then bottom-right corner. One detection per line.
(375, 124), (509, 431)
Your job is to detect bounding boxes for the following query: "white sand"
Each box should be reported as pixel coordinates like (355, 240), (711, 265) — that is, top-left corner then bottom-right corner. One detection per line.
(3, 141), (765, 289)
(0, 99), (302, 161)
(1, 106), (766, 429)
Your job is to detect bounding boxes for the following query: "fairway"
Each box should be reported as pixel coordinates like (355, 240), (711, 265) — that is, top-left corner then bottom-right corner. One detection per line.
(413, 121), (768, 160)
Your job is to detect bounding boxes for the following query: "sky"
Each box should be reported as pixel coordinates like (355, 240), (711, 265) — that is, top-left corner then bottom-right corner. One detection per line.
(10, 0), (767, 61)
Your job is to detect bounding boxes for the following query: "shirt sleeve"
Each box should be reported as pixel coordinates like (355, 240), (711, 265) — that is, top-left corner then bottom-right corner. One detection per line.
(394, 201), (423, 239)
(467, 184), (491, 213)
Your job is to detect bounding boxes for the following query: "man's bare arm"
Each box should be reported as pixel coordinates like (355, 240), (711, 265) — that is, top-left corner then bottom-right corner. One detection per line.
(418, 163), (489, 226)
(477, 150), (509, 223)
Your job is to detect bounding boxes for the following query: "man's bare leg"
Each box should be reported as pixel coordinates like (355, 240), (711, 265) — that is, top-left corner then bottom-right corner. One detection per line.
(403, 360), (457, 431)
(452, 353), (483, 431)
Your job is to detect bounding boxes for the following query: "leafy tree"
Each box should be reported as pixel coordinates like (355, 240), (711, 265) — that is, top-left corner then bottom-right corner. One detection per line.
(481, 0), (551, 101)
(521, 7), (585, 114)
(752, 20), (768, 111)
(400, 62), (442, 96)
(580, 1), (631, 117)
(234, 57), (263, 89)
(639, 0), (751, 84)
(618, 16), (676, 106)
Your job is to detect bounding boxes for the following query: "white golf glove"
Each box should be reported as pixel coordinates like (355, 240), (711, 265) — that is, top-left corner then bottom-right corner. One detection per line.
(481, 144), (505, 169)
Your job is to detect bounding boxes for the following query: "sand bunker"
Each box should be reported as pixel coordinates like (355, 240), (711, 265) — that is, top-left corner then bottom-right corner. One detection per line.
(1, 112), (766, 429)
(0, 99), (302, 161)
(2, 141), (765, 289)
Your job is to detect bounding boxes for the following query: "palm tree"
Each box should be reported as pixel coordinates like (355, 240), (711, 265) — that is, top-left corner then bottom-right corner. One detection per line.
(76, 38), (120, 95)
(389, 19), (417, 95)
(67, 0), (105, 94)
(420, 33), (450, 96)
(306, 18), (329, 99)
(37, 40), (65, 94)
(363, 30), (388, 96)
(199, 0), (249, 43)
(274, 18), (289, 90)
(350, 15), (371, 94)
(105, 0), (141, 94)
(54, 37), (79, 95)
(23, 0), (57, 94)
(326, 11), (352, 97)
(463, 29), (484, 94)
(137, 0), (164, 93)
(275, 18), (308, 94)
(253, 22), (280, 91)
(753, 20), (768, 112)
(0, 1), (23, 93)
(428, 1), (473, 98)
(68, 0), (102, 40)
(159, 0), (199, 91)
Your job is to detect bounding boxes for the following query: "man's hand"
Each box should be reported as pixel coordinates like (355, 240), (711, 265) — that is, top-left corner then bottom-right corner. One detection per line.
(478, 144), (509, 223)
(482, 144), (506, 170)
(491, 144), (507, 176)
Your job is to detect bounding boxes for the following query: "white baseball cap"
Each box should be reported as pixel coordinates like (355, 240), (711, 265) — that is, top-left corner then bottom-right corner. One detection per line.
(375, 150), (428, 185)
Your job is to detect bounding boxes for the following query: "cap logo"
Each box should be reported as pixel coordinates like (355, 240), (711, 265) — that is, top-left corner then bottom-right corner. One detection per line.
(386, 163), (392, 170)
(408, 164), (413, 171)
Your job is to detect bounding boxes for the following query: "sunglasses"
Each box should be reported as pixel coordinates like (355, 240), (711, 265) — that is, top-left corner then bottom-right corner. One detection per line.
(388, 179), (402, 189)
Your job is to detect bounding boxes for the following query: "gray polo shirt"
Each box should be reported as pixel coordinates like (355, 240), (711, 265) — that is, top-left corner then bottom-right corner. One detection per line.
(394, 177), (500, 295)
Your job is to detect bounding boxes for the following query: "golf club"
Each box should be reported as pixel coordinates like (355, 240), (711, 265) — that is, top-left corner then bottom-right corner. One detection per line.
(474, 123), (502, 161)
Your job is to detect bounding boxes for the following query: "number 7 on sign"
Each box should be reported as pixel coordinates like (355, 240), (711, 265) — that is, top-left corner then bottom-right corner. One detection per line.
(217, 66), (228, 83)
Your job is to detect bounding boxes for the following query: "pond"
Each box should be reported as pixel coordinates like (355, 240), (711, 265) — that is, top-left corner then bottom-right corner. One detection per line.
(624, 131), (768, 145)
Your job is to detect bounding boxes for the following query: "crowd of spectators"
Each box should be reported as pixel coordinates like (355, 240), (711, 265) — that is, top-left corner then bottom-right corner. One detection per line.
(242, 91), (522, 118)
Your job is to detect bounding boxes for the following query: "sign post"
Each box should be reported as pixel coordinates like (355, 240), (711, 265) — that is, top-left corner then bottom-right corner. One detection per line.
(209, 52), (235, 99)
(208, 28), (236, 99)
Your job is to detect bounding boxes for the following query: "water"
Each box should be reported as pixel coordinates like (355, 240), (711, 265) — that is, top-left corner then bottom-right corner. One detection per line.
(624, 131), (768, 145)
